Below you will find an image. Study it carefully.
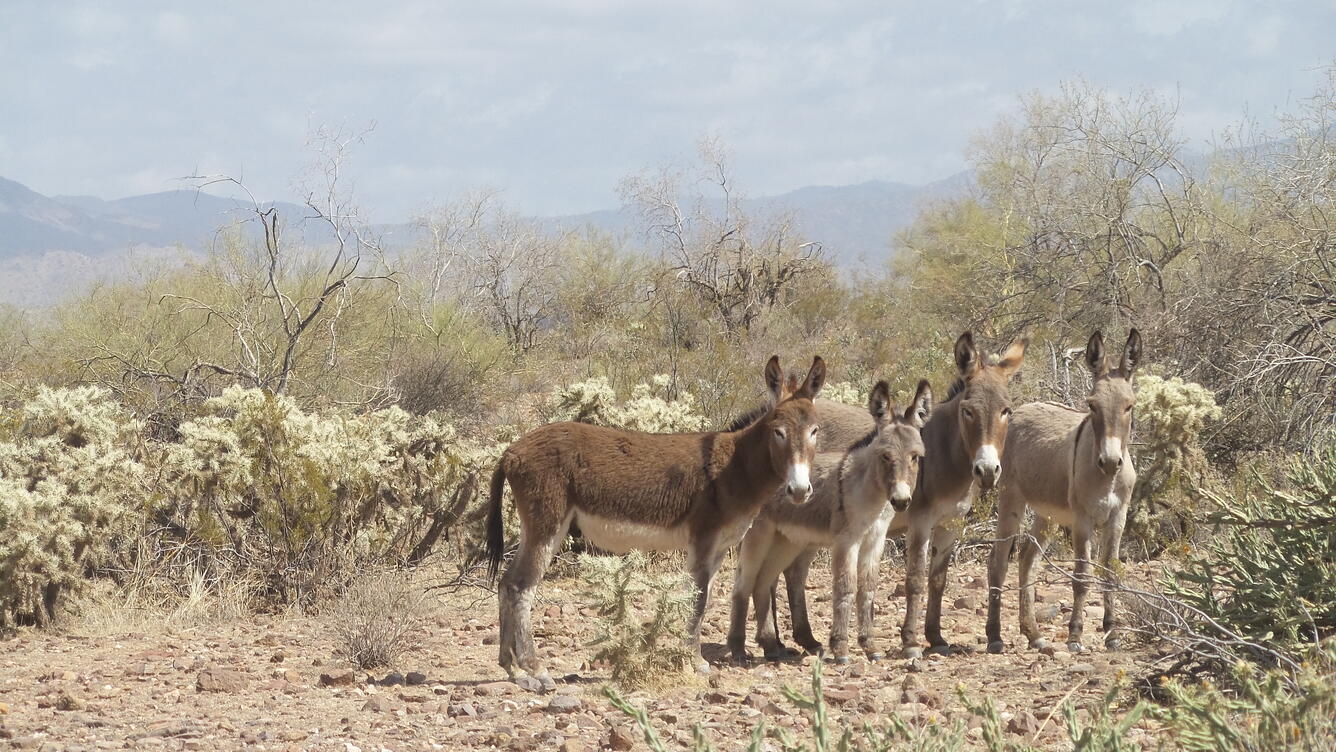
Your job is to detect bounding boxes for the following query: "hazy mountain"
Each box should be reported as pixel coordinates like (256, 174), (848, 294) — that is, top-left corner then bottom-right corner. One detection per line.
(0, 172), (969, 307)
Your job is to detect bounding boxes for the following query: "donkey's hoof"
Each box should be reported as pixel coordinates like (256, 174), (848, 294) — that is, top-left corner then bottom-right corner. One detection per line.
(924, 644), (952, 657)
(1067, 641), (1087, 654)
(798, 641), (824, 656)
(833, 655), (852, 666)
(730, 650), (751, 666)
(1029, 637), (1051, 651)
(986, 640), (1006, 654)
(866, 651), (885, 662)
(533, 673), (556, 693)
(1104, 637), (1122, 651)
(694, 658), (712, 675)
(902, 646), (924, 659)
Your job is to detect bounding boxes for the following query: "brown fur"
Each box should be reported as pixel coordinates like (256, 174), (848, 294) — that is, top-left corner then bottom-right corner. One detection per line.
(986, 329), (1141, 654)
(485, 356), (827, 684)
(726, 380), (932, 664)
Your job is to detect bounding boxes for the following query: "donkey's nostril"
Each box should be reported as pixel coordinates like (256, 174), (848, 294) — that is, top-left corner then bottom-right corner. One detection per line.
(973, 465), (983, 477)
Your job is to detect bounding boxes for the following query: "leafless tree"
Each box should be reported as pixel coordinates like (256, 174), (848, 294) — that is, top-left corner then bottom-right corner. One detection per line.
(621, 137), (822, 336)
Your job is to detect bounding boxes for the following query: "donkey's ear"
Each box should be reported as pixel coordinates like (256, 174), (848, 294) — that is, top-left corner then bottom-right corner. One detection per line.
(904, 379), (933, 428)
(954, 332), (979, 377)
(1121, 328), (1143, 376)
(1085, 331), (1108, 378)
(867, 380), (892, 424)
(796, 356), (826, 399)
(996, 336), (1028, 378)
(764, 356), (784, 402)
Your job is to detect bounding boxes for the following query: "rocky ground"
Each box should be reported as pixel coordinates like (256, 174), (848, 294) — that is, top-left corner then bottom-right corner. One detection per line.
(0, 559), (1168, 751)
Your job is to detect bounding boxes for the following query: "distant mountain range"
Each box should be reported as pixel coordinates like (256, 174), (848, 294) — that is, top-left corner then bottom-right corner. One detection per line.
(0, 171), (969, 308)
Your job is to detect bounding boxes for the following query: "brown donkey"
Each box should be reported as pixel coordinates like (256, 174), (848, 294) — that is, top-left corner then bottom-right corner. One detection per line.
(485, 356), (826, 686)
(810, 332), (1026, 657)
(986, 329), (1141, 654)
(727, 379), (932, 665)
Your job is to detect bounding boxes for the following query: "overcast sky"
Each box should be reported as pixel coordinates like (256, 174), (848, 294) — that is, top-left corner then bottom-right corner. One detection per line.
(2, 1), (1332, 220)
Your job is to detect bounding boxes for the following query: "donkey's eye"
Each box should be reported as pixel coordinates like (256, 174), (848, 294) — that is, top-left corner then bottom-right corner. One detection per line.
(961, 407), (974, 420)
(1124, 404), (1133, 414)
(774, 427), (787, 440)
(810, 425), (820, 436)
(1001, 407), (1012, 419)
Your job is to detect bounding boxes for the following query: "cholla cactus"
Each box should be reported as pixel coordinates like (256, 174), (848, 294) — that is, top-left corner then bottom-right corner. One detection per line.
(158, 386), (505, 604)
(0, 386), (146, 626)
(578, 551), (697, 688)
(546, 375), (707, 433)
(1130, 375), (1223, 550)
(820, 381), (868, 407)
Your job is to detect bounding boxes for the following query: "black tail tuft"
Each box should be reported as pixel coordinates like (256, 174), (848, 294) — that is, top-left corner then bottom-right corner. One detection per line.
(485, 462), (507, 581)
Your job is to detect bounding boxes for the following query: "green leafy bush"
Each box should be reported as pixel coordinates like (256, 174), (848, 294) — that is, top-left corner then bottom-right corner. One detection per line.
(578, 551), (696, 688)
(0, 386), (148, 626)
(1165, 444), (1336, 656)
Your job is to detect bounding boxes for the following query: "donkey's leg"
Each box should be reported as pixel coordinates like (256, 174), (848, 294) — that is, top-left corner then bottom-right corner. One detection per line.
(784, 549), (822, 654)
(1067, 521), (1095, 653)
(856, 520), (891, 660)
(1100, 503), (1129, 650)
(753, 539), (804, 660)
(1017, 517), (1052, 649)
(900, 521), (932, 658)
(924, 524), (960, 655)
(828, 540), (859, 664)
(686, 534), (728, 673)
(727, 525), (772, 664)
(986, 494), (1025, 653)
(500, 511), (572, 689)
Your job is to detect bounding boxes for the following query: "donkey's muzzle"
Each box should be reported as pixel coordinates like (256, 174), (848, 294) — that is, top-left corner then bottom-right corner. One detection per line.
(785, 483), (812, 502)
(889, 481), (913, 512)
(972, 461), (1001, 490)
(1096, 454), (1124, 474)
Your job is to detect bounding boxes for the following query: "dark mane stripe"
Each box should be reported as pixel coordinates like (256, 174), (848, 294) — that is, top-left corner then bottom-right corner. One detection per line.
(943, 378), (967, 402)
(725, 403), (770, 433)
(846, 427), (878, 452)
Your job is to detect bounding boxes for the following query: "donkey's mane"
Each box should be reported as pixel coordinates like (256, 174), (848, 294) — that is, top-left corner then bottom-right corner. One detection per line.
(846, 427), (879, 452)
(725, 403), (770, 433)
(943, 378), (967, 402)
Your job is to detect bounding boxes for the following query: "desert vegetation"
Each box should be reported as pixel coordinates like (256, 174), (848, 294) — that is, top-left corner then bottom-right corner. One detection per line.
(2, 72), (1335, 749)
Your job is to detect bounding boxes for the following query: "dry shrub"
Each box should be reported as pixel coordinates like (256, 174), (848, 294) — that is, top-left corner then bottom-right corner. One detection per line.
(329, 570), (428, 670)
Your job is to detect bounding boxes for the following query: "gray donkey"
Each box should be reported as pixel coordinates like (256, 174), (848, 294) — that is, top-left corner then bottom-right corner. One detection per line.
(726, 380), (933, 664)
(985, 329), (1141, 654)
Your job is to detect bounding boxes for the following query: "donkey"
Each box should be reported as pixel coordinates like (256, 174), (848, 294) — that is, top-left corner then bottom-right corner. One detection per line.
(985, 329), (1141, 654)
(727, 379), (932, 664)
(805, 332), (1027, 657)
(485, 356), (826, 686)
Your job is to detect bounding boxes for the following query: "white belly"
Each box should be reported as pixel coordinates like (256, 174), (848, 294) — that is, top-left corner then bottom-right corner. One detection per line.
(575, 511), (690, 553)
(775, 520), (835, 548)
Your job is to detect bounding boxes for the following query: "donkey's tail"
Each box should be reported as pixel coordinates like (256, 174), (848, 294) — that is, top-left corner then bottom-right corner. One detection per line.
(485, 461), (507, 581)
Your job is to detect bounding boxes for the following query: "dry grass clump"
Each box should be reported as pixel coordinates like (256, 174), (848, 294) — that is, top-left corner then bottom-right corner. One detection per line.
(329, 570), (429, 670)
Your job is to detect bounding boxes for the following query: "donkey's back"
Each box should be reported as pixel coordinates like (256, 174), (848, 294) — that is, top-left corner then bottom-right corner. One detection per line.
(999, 402), (1085, 519)
(500, 421), (714, 546)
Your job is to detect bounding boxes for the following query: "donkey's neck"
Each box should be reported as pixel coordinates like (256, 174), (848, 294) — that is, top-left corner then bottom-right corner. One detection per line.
(920, 397), (973, 500)
(714, 418), (787, 514)
(840, 441), (886, 509)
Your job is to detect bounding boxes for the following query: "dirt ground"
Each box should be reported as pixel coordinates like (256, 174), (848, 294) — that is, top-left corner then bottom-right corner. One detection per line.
(0, 558), (1167, 751)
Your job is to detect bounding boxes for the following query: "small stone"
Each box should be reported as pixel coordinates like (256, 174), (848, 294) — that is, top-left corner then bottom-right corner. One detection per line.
(196, 669), (247, 693)
(953, 595), (979, 610)
(319, 669), (357, 687)
(824, 687), (859, 705)
(1069, 663), (1096, 674)
(1035, 604), (1061, 623)
(608, 725), (636, 751)
(362, 695), (401, 712)
(559, 739), (588, 752)
(482, 632), (499, 645)
(380, 672), (405, 686)
(1007, 710), (1041, 736)
(269, 650), (287, 663)
(744, 693), (767, 708)
(447, 702), (477, 717)
(1039, 644), (1058, 657)
(514, 676), (544, 693)
(475, 681), (513, 696)
(406, 671), (427, 686)
(547, 695), (582, 714)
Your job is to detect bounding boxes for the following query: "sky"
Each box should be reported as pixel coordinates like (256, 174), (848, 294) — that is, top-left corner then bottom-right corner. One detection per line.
(1, 1), (1333, 220)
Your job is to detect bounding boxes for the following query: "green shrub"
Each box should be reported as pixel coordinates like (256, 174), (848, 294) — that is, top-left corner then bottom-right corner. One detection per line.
(1152, 642), (1336, 751)
(578, 551), (696, 688)
(1164, 444), (1336, 659)
(0, 386), (147, 626)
